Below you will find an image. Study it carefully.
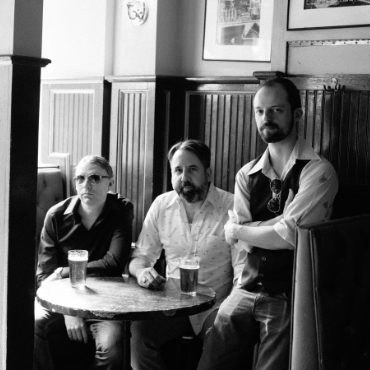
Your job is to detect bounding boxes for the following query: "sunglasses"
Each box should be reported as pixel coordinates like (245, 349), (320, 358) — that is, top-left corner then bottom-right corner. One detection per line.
(267, 179), (282, 214)
(74, 174), (109, 185)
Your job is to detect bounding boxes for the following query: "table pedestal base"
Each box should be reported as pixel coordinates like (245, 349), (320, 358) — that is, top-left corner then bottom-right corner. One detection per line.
(122, 321), (131, 370)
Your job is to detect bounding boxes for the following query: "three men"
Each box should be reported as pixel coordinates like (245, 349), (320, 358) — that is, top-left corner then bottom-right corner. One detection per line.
(129, 140), (246, 370)
(34, 155), (133, 370)
(198, 78), (339, 370)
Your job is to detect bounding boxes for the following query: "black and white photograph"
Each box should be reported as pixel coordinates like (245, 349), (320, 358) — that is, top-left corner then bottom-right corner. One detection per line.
(203, 0), (274, 61)
(1, 0), (370, 369)
(304, 0), (370, 9)
(288, 0), (370, 29)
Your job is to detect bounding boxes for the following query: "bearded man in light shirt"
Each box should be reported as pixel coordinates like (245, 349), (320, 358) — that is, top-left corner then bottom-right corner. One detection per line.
(129, 139), (246, 370)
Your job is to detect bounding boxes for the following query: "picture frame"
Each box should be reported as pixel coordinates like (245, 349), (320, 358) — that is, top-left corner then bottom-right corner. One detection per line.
(288, 0), (370, 30)
(203, 0), (274, 62)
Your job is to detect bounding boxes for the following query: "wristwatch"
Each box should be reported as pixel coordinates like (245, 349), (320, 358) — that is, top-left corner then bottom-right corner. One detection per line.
(54, 267), (64, 279)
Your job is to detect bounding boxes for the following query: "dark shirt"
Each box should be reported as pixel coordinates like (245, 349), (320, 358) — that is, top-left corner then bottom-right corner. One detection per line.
(36, 192), (134, 287)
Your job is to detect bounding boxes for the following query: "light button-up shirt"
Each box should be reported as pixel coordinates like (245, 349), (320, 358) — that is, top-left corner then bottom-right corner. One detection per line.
(131, 183), (247, 334)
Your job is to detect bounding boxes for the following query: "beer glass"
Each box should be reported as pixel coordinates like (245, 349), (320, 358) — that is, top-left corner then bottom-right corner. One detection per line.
(179, 256), (200, 296)
(68, 250), (88, 289)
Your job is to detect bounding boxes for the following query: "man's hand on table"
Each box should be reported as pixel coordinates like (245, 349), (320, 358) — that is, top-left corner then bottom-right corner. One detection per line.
(64, 315), (89, 343)
(137, 267), (166, 290)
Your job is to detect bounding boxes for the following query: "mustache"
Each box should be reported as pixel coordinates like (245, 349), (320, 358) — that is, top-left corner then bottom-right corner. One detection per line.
(181, 181), (194, 188)
(261, 121), (279, 130)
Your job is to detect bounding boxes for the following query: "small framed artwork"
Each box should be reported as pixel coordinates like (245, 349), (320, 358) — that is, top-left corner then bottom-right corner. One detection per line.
(288, 0), (370, 30)
(203, 0), (274, 62)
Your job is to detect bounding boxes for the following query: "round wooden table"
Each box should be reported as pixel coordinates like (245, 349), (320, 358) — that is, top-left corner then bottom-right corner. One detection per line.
(36, 276), (216, 370)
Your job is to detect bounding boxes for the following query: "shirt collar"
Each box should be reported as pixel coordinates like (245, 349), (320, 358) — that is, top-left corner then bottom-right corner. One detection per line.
(166, 183), (221, 215)
(247, 136), (320, 178)
(64, 196), (80, 215)
(63, 193), (119, 216)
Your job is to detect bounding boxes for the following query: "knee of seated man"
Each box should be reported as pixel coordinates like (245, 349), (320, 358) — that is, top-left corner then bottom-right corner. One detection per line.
(90, 321), (124, 349)
(214, 300), (245, 327)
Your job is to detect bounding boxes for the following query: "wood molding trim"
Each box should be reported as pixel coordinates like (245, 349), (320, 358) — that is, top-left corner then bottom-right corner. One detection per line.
(0, 55), (48, 369)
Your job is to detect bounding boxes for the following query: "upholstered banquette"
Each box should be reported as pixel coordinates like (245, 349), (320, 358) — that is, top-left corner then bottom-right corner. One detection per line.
(35, 166), (64, 268)
(291, 214), (370, 370)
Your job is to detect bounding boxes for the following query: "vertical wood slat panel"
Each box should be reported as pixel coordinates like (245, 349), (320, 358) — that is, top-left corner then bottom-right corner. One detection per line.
(328, 92), (343, 172)
(339, 91), (352, 183)
(348, 92), (360, 182)
(39, 81), (104, 197)
(321, 91), (332, 158)
(186, 90), (260, 193)
(52, 93), (93, 163)
(114, 90), (148, 241)
(289, 80), (370, 186)
(186, 78), (370, 195)
(356, 92), (369, 184)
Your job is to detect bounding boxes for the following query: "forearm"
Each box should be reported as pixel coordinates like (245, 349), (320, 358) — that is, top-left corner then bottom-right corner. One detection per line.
(128, 257), (152, 278)
(87, 248), (131, 276)
(235, 224), (293, 250)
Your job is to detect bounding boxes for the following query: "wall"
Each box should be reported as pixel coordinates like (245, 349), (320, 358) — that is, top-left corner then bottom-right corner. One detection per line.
(273, 0), (370, 74)
(41, 0), (370, 79)
(41, 0), (114, 79)
(113, 0), (158, 76)
(156, 0), (180, 76)
(178, 0), (370, 77)
(0, 0), (43, 56)
(178, 0), (272, 77)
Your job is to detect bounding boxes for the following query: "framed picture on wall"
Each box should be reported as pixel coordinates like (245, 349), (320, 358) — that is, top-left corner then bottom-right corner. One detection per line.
(288, 0), (370, 30)
(203, 0), (274, 62)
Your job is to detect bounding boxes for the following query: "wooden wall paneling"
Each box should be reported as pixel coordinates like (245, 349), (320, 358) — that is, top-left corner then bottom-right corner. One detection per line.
(287, 75), (370, 184)
(228, 95), (242, 191)
(184, 80), (260, 193)
(39, 80), (105, 197)
(153, 78), (185, 196)
(357, 92), (369, 184)
(222, 95), (232, 191)
(321, 90), (333, 159)
(286, 74), (370, 218)
(108, 77), (183, 241)
(109, 82), (152, 241)
(297, 90), (307, 138)
(328, 92), (343, 173)
(0, 55), (50, 370)
(338, 91), (352, 183)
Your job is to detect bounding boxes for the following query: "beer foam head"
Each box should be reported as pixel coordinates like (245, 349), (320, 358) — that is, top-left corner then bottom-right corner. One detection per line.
(180, 264), (199, 269)
(68, 250), (88, 261)
(68, 255), (88, 261)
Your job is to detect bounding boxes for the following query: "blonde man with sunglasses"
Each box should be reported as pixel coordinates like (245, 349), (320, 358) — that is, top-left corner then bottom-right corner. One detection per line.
(34, 155), (133, 370)
(198, 78), (338, 370)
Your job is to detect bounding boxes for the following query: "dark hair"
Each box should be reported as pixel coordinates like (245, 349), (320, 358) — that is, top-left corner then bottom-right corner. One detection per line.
(255, 77), (301, 111)
(167, 140), (211, 170)
(77, 155), (114, 179)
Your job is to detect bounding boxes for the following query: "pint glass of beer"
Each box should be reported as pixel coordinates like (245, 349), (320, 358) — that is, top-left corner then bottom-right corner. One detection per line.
(68, 250), (88, 289)
(179, 256), (200, 296)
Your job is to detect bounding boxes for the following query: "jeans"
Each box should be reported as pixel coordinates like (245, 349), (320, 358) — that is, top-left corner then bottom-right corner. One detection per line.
(34, 300), (124, 370)
(131, 310), (217, 370)
(197, 286), (291, 370)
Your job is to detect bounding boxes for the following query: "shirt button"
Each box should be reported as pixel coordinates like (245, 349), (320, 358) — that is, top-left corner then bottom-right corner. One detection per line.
(261, 256), (267, 261)
(258, 273), (264, 278)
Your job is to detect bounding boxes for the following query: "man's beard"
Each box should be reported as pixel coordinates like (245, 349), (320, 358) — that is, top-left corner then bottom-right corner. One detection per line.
(177, 181), (209, 203)
(259, 119), (294, 143)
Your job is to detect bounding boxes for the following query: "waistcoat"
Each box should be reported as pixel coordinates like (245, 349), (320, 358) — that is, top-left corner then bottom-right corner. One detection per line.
(240, 159), (309, 296)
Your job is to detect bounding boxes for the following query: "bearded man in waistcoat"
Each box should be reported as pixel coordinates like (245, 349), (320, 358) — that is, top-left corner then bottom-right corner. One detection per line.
(197, 77), (339, 370)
